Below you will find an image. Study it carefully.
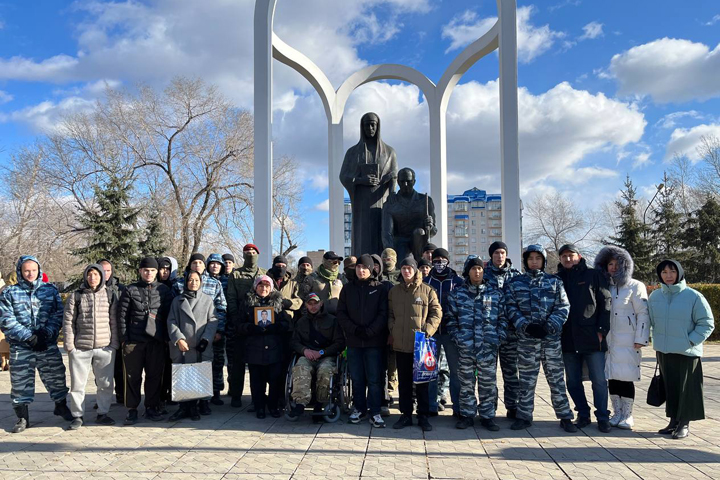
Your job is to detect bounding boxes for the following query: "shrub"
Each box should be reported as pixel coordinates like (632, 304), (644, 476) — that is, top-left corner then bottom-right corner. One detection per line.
(645, 283), (720, 342)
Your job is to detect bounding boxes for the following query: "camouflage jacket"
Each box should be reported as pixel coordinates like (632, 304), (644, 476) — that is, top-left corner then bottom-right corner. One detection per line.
(0, 255), (64, 345)
(446, 280), (507, 360)
(484, 259), (522, 291)
(504, 270), (570, 336)
(226, 265), (267, 335)
(173, 272), (227, 334)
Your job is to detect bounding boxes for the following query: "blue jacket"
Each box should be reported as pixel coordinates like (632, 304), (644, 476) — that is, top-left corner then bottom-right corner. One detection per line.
(504, 270), (570, 337)
(173, 272), (227, 334)
(484, 259), (522, 291)
(424, 267), (464, 334)
(446, 279), (507, 361)
(648, 280), (714, 357)
(0, 255), (64, 345)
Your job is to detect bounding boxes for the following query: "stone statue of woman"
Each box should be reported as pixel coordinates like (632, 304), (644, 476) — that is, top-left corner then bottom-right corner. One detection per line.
(339, 112), (398, 256)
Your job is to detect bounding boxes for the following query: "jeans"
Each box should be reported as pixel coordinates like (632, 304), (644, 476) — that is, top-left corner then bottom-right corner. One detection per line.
(563, 351), (609, 422)
(347, 346), (385, 416)
(433, 334), (460, 413)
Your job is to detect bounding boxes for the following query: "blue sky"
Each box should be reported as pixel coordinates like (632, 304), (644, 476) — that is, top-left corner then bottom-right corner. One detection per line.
(1, 0), (719, 255)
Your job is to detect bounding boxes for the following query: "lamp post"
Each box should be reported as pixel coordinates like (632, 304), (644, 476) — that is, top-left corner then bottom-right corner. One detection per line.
(643, 183), (664, 227)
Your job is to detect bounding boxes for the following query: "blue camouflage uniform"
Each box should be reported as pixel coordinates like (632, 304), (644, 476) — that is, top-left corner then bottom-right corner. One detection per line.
(174, 261), (228, 394)
(484, 259), (522, 412)
(447, 273), (507, 420)
(0, 256), (69, 405)
(504, 246), (573, 422)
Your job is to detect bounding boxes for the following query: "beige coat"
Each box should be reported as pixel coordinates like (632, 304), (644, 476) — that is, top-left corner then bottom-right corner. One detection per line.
(388, 271), (442, 353)
(63, 286), (119, 352)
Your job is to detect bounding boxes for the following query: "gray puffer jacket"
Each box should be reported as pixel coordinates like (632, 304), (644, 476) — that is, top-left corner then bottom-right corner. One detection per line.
(63, 264), (119, 352)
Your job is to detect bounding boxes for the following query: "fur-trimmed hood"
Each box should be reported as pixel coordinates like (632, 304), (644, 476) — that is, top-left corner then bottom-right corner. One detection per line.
(594, 245), (634, 287)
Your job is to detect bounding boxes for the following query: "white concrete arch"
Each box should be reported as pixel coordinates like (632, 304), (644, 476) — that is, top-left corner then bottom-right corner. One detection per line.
(254, 0), (520, 265)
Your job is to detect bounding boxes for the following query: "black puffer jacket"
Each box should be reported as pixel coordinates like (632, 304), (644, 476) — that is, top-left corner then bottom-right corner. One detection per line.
(119, 280), (173, 343)
(336, 277), (388, 348)
(557, 258), (612, 353)
(236, 290), (290, 365)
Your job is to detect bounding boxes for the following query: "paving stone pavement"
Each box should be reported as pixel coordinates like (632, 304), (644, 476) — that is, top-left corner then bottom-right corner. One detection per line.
(1, 347), (720, 479)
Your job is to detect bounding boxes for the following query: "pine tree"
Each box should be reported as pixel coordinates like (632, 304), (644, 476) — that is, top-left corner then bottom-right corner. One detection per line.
(73, 175), (140, 282)
(608, 175), (653, 283)
(650, 172), (683, 263)
(682, 196), (720, 282)
(138, 206), (168, 258)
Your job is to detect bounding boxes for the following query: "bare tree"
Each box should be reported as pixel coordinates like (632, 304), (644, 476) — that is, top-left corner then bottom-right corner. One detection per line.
(696, 134), (720, 196)
(668, 153), (703, 217)
(273, 156), (304, 257)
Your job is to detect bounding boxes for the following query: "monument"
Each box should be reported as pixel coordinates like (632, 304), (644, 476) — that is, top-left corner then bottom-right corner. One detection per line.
(339, 112), (398, 256)
(382, 167), (437, 261)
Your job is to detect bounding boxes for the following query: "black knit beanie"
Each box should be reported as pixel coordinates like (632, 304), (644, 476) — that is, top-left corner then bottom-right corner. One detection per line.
(139, 257), (159, 270)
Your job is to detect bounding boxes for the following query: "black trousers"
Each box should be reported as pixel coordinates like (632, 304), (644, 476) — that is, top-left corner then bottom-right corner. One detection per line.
(123, 340), (166, 410)
(160, 344), (172, 403)
(114, 351), (125, 404)
(248, 362), (284, 412)
(229, 337), (246, 399)
(608, 379), (635, 399)
(396, 351), (429, 416)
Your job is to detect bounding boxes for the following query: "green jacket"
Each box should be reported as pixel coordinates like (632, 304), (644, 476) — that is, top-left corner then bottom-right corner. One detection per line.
(648, 279), (714, 357)
(226, 265), (266, 335)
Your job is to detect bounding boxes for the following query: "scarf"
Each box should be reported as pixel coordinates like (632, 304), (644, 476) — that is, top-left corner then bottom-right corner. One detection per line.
(317, 264), (339, 282)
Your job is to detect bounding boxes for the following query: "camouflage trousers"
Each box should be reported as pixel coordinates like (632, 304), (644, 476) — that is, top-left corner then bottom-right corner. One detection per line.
(9, 343), (69, 405)
(458, 349), (499, 419)
(516, 333), (573, 421)
(212, 336), (226, 393)
(497, 328), (520, 410)
(291, 356), (337, 405)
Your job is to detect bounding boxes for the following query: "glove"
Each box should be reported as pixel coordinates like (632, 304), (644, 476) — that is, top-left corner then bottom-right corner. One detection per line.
(281, 299), (292, 309)
(32, 330), (49, 351)
(543, 323), (554, 336)
(525, 323), (548, 339)
(196, 339), (209, 353)
(26, 335), (39, 348)
(355, 326), (368, 339)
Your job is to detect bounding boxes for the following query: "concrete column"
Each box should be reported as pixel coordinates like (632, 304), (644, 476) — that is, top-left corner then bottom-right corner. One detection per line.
(328, 120), (345, 254)
(254, 0), (275, 267)
(498, 0), (522, 262)
(429, 99), (448, 249)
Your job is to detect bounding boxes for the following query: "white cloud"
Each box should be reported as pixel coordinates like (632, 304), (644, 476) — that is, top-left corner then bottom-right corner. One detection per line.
(0, 54), (79, 82)
(0, 90), (12, 105)
(579, 21), (603, 40)
(609, 38), (720, 103)
(656, 110), (705, 129)
(314, 199), (330, 211)
(705, 14), (720, 26)
(0, 96), (95, 133)
(665, 123), (720, 162)
(441, 6), (565, 63)
(308, 172), (330, 192)
(574, 166), (618, 181)
(633, 152), (652, 169)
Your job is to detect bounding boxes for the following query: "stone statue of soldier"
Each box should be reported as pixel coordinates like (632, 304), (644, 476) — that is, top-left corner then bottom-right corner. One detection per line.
(382, 167), (437, 261)
(339, 112), (398, 256)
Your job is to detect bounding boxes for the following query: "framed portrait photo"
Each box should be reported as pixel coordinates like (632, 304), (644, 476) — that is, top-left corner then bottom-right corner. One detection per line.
(254, 307), (275, 327)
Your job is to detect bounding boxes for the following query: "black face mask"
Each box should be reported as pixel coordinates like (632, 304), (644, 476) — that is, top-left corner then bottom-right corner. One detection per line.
(271, 265), (287, 280)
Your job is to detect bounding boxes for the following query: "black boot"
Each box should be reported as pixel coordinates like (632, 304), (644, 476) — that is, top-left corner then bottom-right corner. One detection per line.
(53, 399), (74, 422)
(12, 405), (29, 433)
(169, 403), (191, 422)
(199, 400), (212, 416)
(672, 421), (690, 439)
(211, 392), (224, 406)
(658, 418), (678, 434)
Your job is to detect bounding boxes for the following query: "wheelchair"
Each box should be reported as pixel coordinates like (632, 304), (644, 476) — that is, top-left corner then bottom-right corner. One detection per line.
(284, 350), (353, 423)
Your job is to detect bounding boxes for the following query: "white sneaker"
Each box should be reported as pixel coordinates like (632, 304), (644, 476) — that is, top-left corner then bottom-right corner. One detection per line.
(370, 414), (386, 428)
(349, 409), (366, 424)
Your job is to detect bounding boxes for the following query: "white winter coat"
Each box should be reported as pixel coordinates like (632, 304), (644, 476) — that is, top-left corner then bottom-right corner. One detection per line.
(605, 279), (650, 381)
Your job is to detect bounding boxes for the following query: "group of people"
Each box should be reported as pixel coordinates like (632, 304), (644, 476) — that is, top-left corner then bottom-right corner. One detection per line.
(0, 239), (714, 440)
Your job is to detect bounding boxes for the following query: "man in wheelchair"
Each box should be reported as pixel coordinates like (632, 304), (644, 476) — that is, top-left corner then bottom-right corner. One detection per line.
(287, 293), (345, 420)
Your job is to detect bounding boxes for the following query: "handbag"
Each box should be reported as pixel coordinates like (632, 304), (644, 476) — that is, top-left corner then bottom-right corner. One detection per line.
(646, 362), (666, 407)
(413, 331), (438, 384)
(171, 353), (213, 402)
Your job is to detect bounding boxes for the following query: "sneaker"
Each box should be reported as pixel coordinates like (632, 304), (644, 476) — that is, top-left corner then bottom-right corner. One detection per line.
(392, 414), (413, 429)
(349, 409), (367, 424)
(417, 415), (432, 432)
(370, 414), (386, 428)
(598, 420), (612, 433)
(96, 414), (116, 426)
(124, 409), (138, 425)
(12, 418), (28, 434)
(575, 417), (591, 429)
(211, 392), (224, 406)
(455, 416), (474, 429)
(67, 417), (83, 431)
(561, 419), (578, 433)
(144, 407), (164, 422)
(287, 403), (305, 421)
(380, 405), (391, 417)
(231, 397), (243, 408)
(510, 419), (532, 430)
(506, 408), (517, 419)
(480, 418), (500, 432)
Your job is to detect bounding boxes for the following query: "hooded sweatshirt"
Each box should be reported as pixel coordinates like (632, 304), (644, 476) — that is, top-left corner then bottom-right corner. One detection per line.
(63, 264), (119, 351)
(0, 255), (64, 345)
